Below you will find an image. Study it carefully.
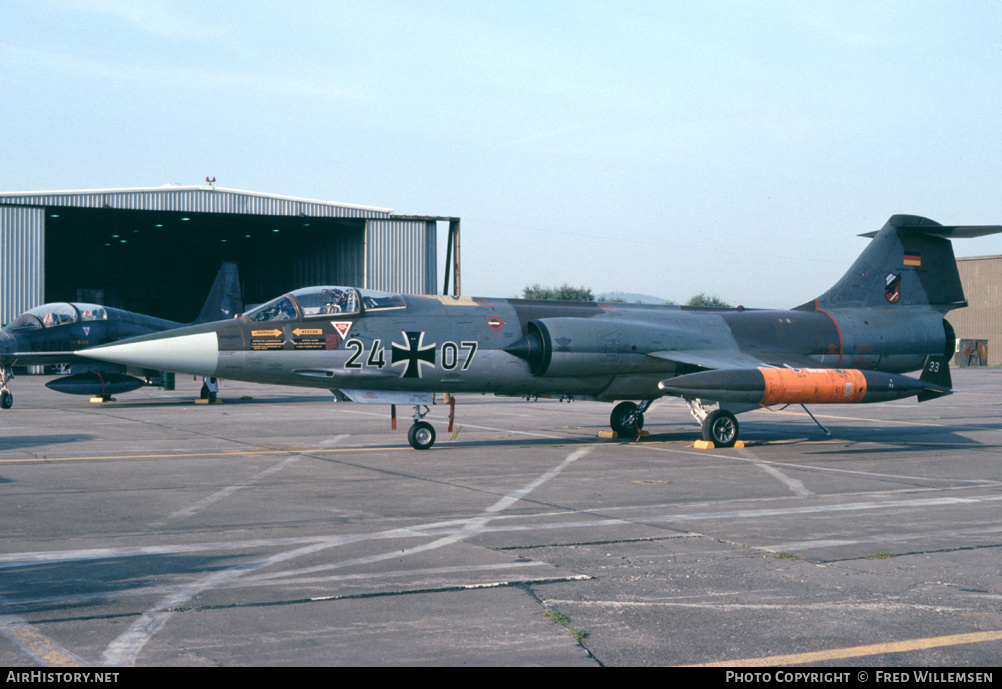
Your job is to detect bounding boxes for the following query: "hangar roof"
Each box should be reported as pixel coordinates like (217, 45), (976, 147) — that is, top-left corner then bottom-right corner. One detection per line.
(0, 184), (393, 219)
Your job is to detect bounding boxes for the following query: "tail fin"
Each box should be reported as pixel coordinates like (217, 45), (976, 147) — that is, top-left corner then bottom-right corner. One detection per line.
(798, 215), (1002, 312)
(192, 261), (243, 324)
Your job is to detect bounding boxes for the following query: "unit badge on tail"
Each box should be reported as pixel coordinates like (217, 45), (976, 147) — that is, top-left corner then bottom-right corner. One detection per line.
(885, 272), (901, 303)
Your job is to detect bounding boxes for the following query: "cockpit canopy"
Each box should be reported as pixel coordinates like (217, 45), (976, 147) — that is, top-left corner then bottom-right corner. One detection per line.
(5, 303), (108, 331)
(244, 287), (405, 322)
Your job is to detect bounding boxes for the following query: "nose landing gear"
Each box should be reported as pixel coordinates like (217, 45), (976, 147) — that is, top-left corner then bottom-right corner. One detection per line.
(401, 396), (461, 450)
(1, 366), (13, 409)
(408, 420), (436, 450)
(405, 405), (436, 450)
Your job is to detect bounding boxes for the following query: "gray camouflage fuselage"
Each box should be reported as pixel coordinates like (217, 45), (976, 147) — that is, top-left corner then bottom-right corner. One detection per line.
(75, 214), (999, 448)
(85, 294), (947, 401)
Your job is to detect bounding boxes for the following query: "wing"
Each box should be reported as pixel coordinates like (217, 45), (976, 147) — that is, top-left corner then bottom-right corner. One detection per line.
(649, 348), (827, 372)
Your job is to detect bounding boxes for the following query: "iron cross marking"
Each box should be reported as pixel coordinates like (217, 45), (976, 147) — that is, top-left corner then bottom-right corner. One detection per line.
(391, 331), (436, 378)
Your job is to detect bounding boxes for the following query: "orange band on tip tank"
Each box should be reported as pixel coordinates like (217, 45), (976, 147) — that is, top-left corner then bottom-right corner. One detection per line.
(759, 368), (867, 405)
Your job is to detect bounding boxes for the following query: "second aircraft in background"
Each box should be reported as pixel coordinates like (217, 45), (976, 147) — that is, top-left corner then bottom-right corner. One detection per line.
(0, 262), (242, 408)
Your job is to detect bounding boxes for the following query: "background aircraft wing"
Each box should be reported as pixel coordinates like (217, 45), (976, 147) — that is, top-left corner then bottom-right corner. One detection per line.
(4, 352), (87, 366)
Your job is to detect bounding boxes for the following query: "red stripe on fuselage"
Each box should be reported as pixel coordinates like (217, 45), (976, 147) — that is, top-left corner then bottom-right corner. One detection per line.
(814, 299), (843, 368)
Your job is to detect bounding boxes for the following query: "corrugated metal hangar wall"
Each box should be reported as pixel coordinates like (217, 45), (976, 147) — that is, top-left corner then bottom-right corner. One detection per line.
(951, 255), (1002, 366)
(0, 186), (447, 325)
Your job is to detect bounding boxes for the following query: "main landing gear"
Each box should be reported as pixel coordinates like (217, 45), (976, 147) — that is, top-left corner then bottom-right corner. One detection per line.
(685, 398), (740, 447)
(607, 399), (742, 447)
(701, 409), (739, 447)
(609, 400), (651, 437)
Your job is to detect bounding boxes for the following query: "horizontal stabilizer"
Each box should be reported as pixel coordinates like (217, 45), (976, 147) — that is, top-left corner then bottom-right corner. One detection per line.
(860, 215), (1002, 239)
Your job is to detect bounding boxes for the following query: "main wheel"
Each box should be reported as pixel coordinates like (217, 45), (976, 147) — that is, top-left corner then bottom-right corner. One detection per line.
(408, 421), (436, 450)
(0, 390), (11, 410)
(702, 409), (738, 447)
(610, 401), (644, 436)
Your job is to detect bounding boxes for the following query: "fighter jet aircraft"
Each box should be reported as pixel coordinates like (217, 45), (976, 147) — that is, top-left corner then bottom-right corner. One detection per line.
(0, 262), (241, 408)
(75, 215), (1000, 449)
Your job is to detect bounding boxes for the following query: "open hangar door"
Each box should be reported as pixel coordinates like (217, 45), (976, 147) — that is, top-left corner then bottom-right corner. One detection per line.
(44, 207), (367, 322)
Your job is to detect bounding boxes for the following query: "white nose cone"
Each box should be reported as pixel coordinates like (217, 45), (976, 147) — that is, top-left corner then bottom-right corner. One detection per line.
(79, 331), (219, 377)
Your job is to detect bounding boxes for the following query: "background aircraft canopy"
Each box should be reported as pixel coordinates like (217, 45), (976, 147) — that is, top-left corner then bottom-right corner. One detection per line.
(357, 288), (405, 311)
(5, 303), (108, 331)
(244, 287), (405, 323)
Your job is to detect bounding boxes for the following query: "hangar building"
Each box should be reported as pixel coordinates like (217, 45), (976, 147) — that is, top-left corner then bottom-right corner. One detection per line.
(951, 255), (1002, 366)
(0, 185), (460, 325)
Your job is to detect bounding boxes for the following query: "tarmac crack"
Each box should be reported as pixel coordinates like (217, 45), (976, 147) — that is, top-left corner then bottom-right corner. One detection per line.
(814, 541), (1002, 564)
(489, 533), (701, 551)
(520, 583), (604, 667)
(3, 572), (596, 626)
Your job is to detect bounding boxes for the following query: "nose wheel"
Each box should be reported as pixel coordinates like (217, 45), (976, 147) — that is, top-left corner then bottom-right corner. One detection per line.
(408, 421), (436, 450)
(200, 377), (219, 403)
(400, 399), (459, 450)
(0, 367), (12, 409)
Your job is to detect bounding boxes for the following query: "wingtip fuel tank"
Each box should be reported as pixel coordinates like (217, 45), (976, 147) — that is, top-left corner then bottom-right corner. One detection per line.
(44, 372), (146, 396)
(658, 366), (951, 405)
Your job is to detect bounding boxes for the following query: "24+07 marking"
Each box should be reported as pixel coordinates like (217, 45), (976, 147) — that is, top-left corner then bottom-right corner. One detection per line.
(343, 339), (478, 372)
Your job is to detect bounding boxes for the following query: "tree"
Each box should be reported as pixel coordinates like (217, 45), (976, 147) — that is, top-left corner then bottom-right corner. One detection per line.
(686, 292), (732, 308)
(522, 283), (595, 301)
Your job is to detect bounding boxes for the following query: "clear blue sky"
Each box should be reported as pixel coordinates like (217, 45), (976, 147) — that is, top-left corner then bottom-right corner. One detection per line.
(4, 1), (1002, 307)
